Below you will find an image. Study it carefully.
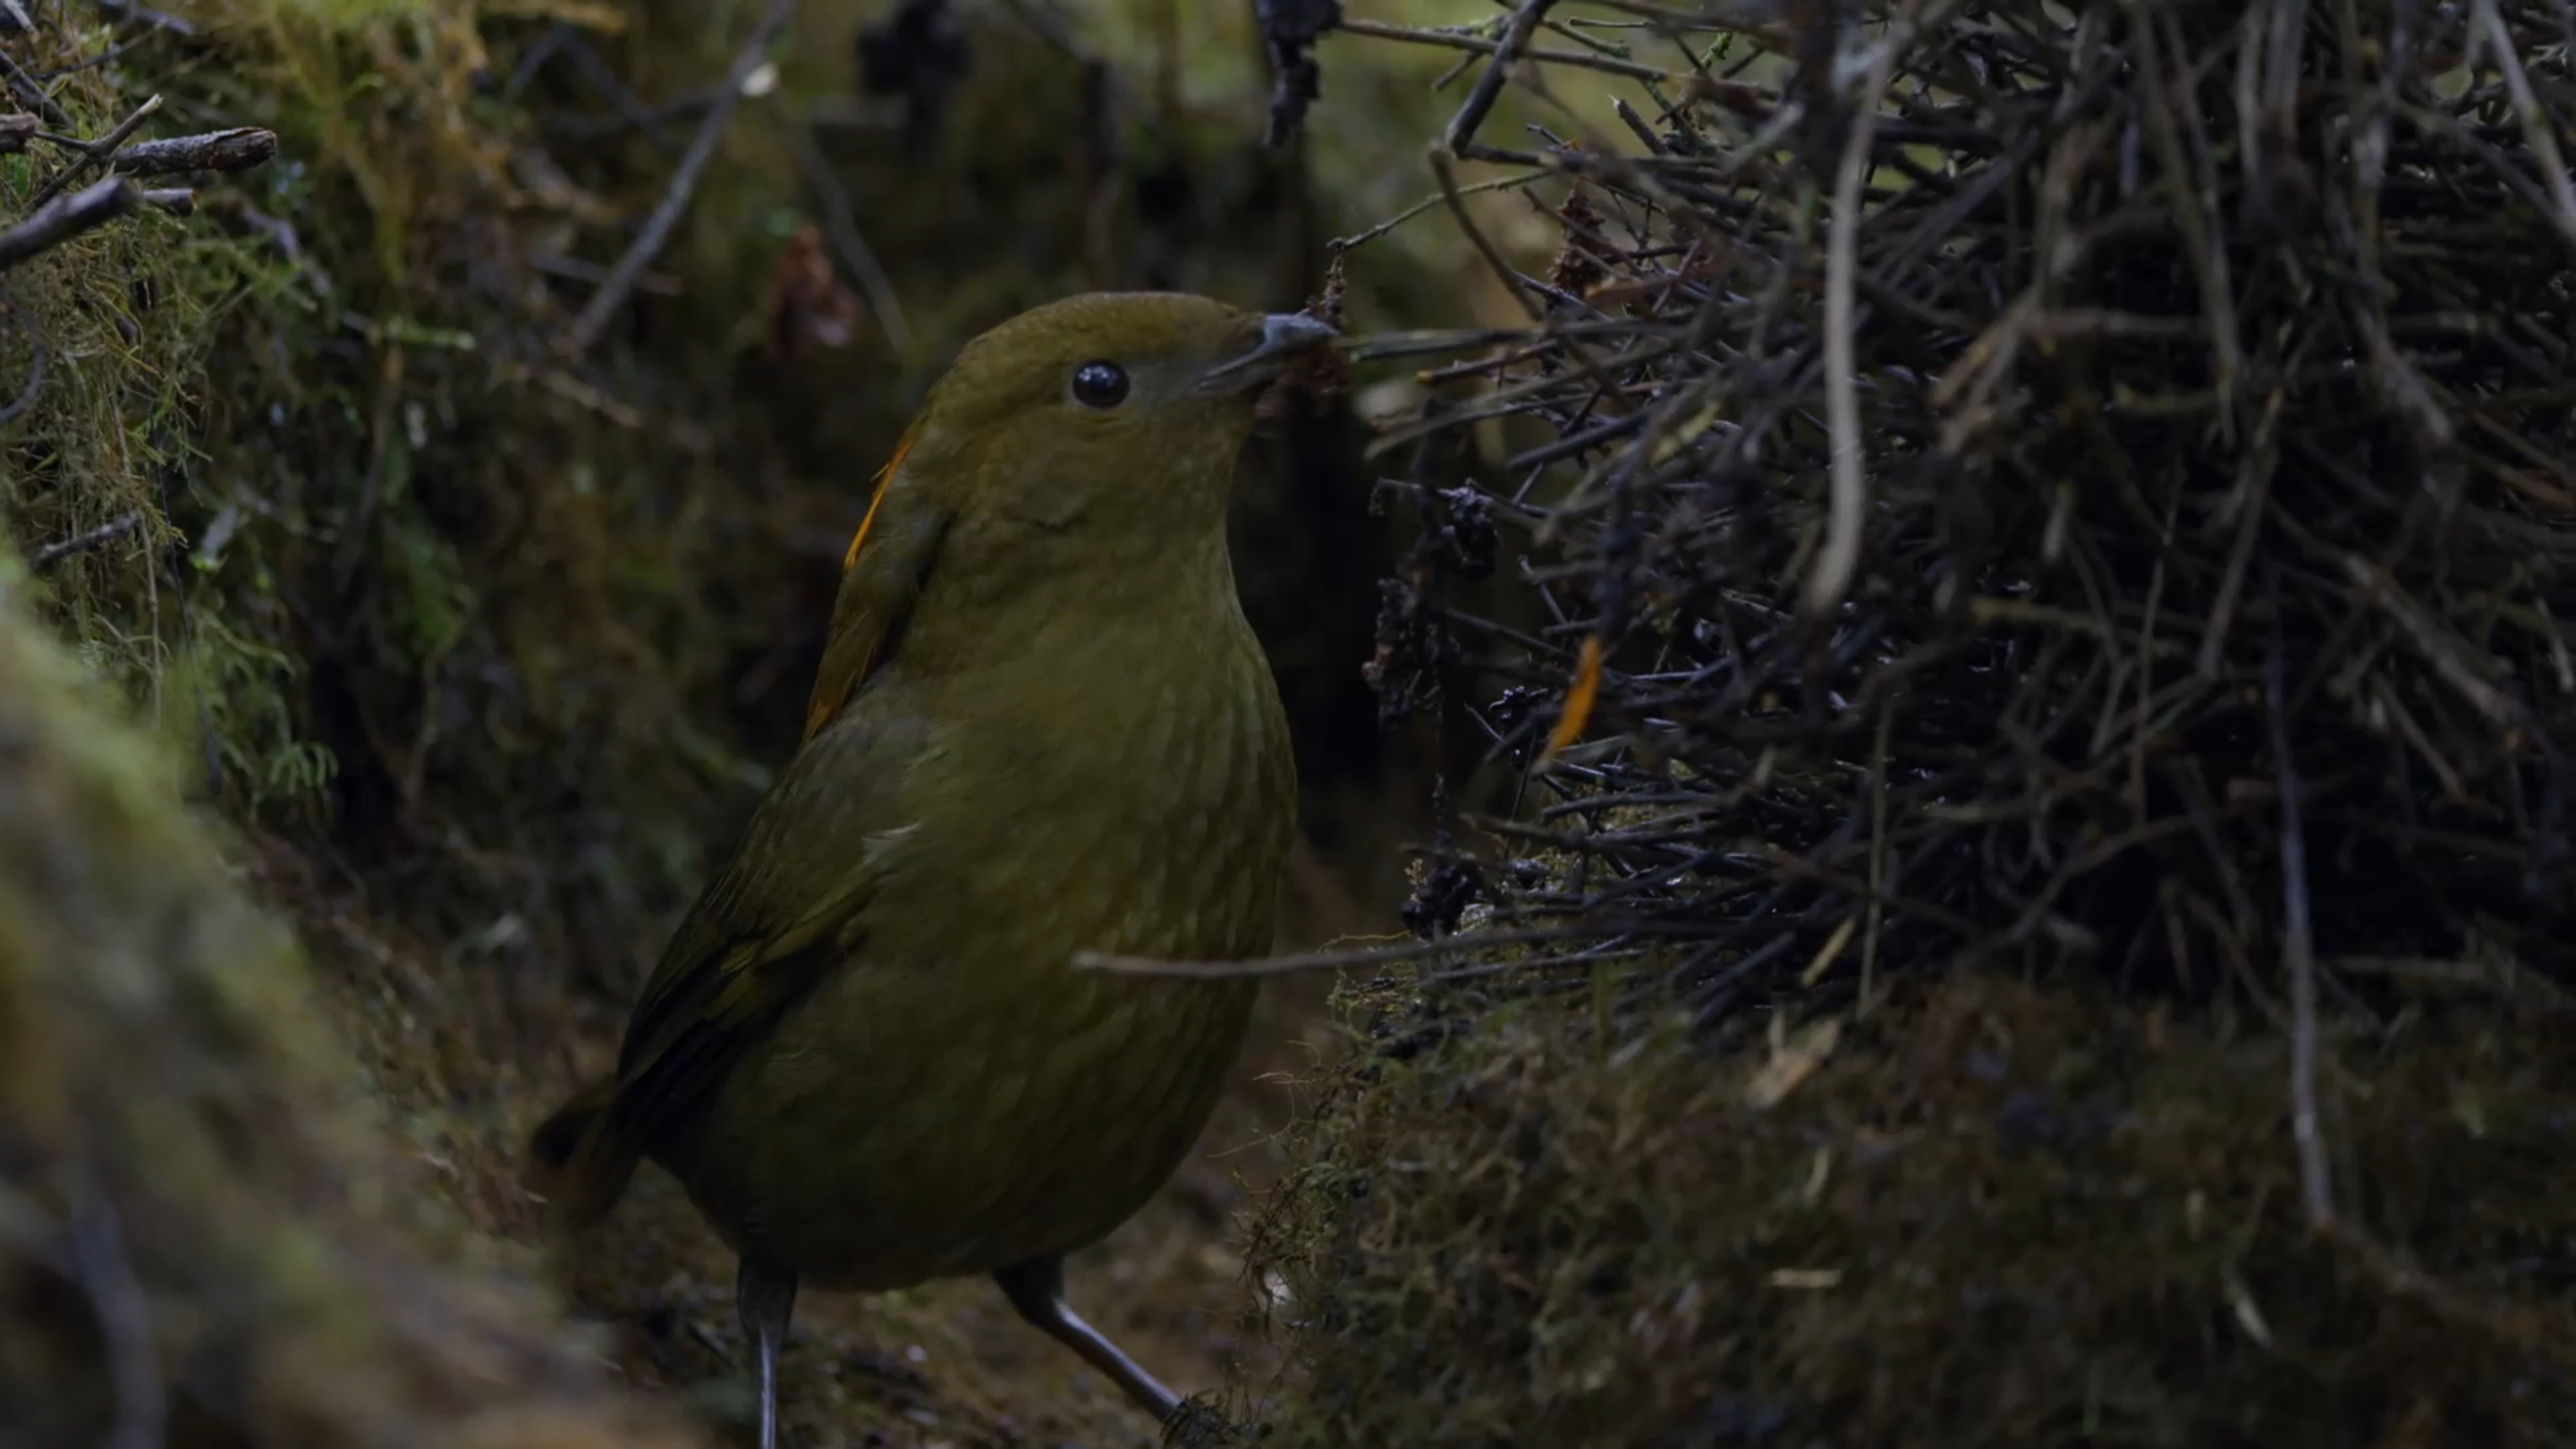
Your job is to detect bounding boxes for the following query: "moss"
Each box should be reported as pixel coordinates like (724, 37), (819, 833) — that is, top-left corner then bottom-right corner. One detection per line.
(1237, 972), (2576, 1447)
(0, 545), (701, 1448)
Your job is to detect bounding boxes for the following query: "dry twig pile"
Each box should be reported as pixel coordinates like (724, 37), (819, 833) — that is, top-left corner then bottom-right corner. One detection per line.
(1371, 0), (2576, 1029)
(1232, 2), (2576, 1443)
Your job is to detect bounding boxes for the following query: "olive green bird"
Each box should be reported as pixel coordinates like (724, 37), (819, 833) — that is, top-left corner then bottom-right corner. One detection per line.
(528, 292), (1329, 1447)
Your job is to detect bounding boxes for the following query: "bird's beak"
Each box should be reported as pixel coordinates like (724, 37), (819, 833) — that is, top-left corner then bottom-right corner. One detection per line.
(1197, 311), (1339, 395)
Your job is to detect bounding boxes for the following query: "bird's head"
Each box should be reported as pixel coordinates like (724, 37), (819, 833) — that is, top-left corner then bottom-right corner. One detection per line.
(878, 292), (1335, 579)
(801, 293), (1335, 733)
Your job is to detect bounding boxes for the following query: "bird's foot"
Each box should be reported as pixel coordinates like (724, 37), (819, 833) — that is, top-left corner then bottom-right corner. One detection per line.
(1157, 1393), (1249, 1447)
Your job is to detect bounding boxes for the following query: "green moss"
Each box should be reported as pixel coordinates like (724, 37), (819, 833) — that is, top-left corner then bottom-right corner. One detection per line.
(0, 546), (699, 1448)
(165, 608), (339, 814)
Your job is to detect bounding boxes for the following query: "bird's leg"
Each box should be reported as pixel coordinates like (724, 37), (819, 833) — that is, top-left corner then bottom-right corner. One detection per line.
(736, 1256), (799, 1449)
(993, 1254), (1182, 1422)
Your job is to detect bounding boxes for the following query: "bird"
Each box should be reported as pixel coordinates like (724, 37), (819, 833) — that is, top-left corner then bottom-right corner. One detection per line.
(526, 292), (1330, 1449)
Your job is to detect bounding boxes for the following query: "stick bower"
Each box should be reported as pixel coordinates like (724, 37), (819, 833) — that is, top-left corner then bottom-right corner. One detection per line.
(1231, 3), (2576, 1445)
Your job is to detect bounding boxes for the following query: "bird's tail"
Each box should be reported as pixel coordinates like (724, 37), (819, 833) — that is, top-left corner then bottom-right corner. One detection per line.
(524, 1077), (642, 1229)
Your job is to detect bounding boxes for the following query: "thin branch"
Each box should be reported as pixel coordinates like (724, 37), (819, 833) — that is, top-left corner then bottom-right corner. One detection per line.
(106, 126), (276, 177)
(30, 512), (143, 570)
(0, 45), (72, 129)
(1444, 0), (1558, 158)
(2265, 563), (2335, 1231)
(1341, 14), (1682, 86)
(97, 0), (198, 37)
(780, 106), (911, 352)
(0, 176), (142, 273)
(563, 0), (796, 355)
(1428, 144), (1547, 322)
(1802, 13), (1904, 620)
(27, 93), (162, 209)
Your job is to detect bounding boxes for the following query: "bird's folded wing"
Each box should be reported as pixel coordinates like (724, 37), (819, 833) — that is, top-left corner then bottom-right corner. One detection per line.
(600, 713), (924, 1153)
(595, 415), (951, 1150)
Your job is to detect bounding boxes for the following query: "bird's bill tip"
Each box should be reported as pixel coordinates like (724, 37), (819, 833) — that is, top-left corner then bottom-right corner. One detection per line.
(1252, 311), (1340, 351)
(1197, 311), (1340, 394)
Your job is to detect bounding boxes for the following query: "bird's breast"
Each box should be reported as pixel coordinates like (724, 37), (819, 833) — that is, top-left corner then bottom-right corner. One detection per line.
(896, 589), (1295, 972)
(664, 589), (1293, 1288)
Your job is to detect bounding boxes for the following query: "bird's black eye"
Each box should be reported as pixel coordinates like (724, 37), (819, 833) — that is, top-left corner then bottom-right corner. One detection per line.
(1070, 360), (1131, 410)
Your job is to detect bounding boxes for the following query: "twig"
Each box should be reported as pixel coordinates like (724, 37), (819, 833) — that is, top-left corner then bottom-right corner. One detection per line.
(38, 33), (165, 84)
(0, 45), (72, 129)
(199, 192), (304, 265)
(1801, 12), (1905, 620)
(97, 0), (197, 37)
(1860, 697), (1891, 1017)
(780, 106), (911, 351)
(106, 126), (276, 176)
(2197, 386), (2284, 678)
(504, 22), (577, 102)
(1444, 0), (1558, 158)
(1331, 167), (1550, 253)
(1592, 0), (1788, 30)
(2265, 563), (2335, 1232)
(1428, 145), (1546, 322)
(27, 93), (162, 209)
(1342, 15), (1681, 87)
(2342, 551), (2529, 733)
(563, 0), (796, 354)
(0, 112), (36, 153)
(2130, 5), (2242, 423)
(32, 512), (143, 570)
(0, 176), (142, 273)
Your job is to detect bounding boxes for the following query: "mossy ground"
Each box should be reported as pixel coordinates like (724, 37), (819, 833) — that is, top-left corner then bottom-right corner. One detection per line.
(1235, 969), (2576, 1448)
(0, 549), (698, 1449)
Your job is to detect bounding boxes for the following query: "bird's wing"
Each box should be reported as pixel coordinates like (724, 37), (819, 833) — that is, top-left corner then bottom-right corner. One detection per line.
(803, 417), (943, 743)
(602, 707), (931, 1153)
(595, 431), (953, 1154)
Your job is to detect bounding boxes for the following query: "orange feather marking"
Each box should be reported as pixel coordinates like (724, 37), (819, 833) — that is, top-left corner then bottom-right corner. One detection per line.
(801, 693), (843, 748)
(841, 419), (918, 572)
(803, 421), (921, 742)
(1541, 633), (1604, 762)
